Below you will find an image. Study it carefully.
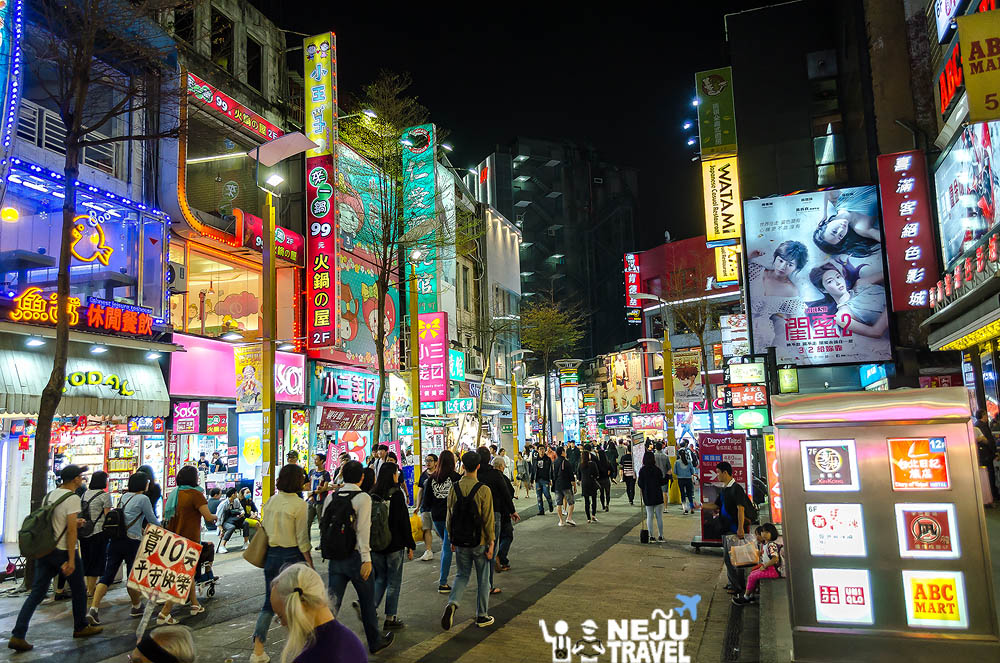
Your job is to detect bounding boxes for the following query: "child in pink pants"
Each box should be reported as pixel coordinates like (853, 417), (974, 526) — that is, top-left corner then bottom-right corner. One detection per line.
(733, 523), (781, 605)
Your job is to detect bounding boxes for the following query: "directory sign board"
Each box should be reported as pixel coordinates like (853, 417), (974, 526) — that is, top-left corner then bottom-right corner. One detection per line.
(801, 439), (860, 492)
(806, 503), (866, 557)
(887, 437), (951, 490)
(812, 568), (875, 625)
(902, 570), (968, 629)
(895, 503), (961, 559)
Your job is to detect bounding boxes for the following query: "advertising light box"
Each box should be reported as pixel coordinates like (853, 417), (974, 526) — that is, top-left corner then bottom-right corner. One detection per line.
(604, 413), (633, 429)
(887, 437), (950, 490)
(812, 568), (875, 625)
(895, 503), (961, 559)
(801, 440), (860, 492)
(902, 570), (968, 629)
(725, 362), (766, 384)
(806, 503), (866, 557)
(731, 407), (770, 430)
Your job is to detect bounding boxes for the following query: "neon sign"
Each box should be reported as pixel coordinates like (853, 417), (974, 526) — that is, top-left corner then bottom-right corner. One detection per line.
(9, 289), (154, 336)
(69, 213), (113, 266)
(64, 370), (134, 396)
(187, 72), (282, 141)
(10, 287), (81, 325)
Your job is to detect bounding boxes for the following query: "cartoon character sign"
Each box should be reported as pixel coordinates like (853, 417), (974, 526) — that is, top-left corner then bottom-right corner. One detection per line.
(70, 213), (114, 266)
(336, 174), (365, 251)
(361, 282), (397, 342)
(339, 283), (359, 343)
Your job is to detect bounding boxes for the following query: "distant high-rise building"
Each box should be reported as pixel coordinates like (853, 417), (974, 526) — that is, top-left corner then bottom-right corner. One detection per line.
(468, 137), (639, 357)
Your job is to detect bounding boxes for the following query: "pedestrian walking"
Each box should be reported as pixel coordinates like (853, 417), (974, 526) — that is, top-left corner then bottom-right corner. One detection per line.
(8, 465), (103, 651)
(306, 453), (332, 531)
(620, 448), (637, 505)
(653, 443), (672, 513)
(638, 451), (665, 542)
(425, 450), (462, 593)
(216, 488), (249, 553)
(268, 563), (367, 663)
(370, 462), (416, 631)
(251, 464), (313, 663)
(132, 626), (197, 663)
(531, 444), (555, 514)
(605, 439), (619, 482)
(492, 458), (515, 572)
(79, 470), (111, 597)
(368, 444), (389, 478)
(414, 454), (438, 561)
(89, 472), (159, 624)
(441, 451), (496, 630)
(138, 464), (162, 518)
(579, 451), (600, 523)
(596, 449), (612, 511)
(566, 441), (581, 484)
(674, 443), (697, 514)
(158, 465), (217, 624)
(476, 447), (518, 594)
(552, 446), (577, 526)
(515, 449), (532, 498)
(319, 460), (394, 655)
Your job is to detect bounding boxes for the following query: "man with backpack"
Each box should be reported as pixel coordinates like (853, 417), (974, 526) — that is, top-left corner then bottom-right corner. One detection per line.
(441, 451), (495, 630)
(9, 465), (103, 651)
(706, 461), (755, 597)
(320, 460), (394, 655)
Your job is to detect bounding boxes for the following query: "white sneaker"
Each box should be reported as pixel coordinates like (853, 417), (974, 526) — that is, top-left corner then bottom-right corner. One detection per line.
(217, 545), (229, 554)
(249, 652), (270, 663)
(557, 521), (565, 527)
(567, 519), (578, 527)
(420, 550), (433, 561)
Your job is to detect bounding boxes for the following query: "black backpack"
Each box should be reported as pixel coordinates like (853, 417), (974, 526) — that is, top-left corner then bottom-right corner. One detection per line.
(725, 483), (759, 525)
(78, 491), (103, 539)
(320, 491), (358, 560)
(104, 494), (142, 540)
(448, 482), (484, 548)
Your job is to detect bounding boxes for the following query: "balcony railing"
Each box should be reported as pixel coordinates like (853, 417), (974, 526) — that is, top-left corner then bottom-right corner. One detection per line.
(17, 99), (124, 179)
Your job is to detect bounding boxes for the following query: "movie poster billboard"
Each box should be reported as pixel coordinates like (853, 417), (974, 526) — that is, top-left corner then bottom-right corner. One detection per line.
(672, 348), (704, 408)
(744, 186), (891, 366)
(602, 350), (642, 412)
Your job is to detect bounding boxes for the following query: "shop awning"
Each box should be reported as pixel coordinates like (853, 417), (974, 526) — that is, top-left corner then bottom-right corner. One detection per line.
(0, 336), (170, 417)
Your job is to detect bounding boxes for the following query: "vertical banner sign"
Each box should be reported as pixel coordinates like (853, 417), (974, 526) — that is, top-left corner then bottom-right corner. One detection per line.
(958, 11), (1000, 123)
(560, 368), (580, 443)
(401, 124), (439, 313)
(233, 344), (263, 413)
(417, 312), (448, 402)
(702, 157), (742, 245)
(304, 32), (338, 348)
(877, 151), (939, 310)
(698, 432), (748, 543)
(715, 244), (741, 285)
(763, 433), (782, 525)
(624, 252), (641, 324)
(165, 435), (179, 491)
(695, 67), (737, 158)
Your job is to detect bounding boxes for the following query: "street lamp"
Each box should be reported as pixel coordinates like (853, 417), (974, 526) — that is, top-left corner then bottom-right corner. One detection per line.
(247, 131), (317, 501)
(633, 292), (689, 440)
(509, 349), (533, 452)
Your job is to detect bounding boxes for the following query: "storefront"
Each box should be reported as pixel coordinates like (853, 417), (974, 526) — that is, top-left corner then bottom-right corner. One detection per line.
(167, 332), (306, 493)
(311, 363), (388, 470)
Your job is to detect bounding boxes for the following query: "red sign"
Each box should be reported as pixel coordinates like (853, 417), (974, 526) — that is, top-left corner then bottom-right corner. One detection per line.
(901, 508), (956, 555)
(726, 384), (767, 408)
(8, 290), (155, 337)
(165, 435), (179, 490)
(888, 437), (950, 490)
(698, 432), (748, 543)
(186, 72), (282, 141)
(938, 41), (963, 118)
(206, 414), (227, 435)
(306, 152), (337, 348)
(876, 151), (940, 310)
(624, 252), (641, 324)
(640, 402), (662, 413)
(238, 210), (305, 266)
(764, 434), (782, 525)
(319, 407), (375, 431)
(632, 414), (664, 430)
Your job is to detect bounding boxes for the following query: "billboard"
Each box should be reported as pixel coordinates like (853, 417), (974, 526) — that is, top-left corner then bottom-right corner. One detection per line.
(672, 348), (704, 409)
(958, 11), (1000, 123)
(401, 124), (439, 313)
(603, 350), (643, 412)
(695, 67), (737, 158)
(715, 245), (740, 284)
(702, 157), (742, 245)
(624, 252), (641, 323)
(744, 186), (891, 366)
(417, 312), (448, 402)
(304, 32), (338, 349)
(720, 313), (750, 357)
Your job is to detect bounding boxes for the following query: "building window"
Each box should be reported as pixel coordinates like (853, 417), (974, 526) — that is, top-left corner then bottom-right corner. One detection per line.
(211, 9), (234, 75)
(462, 265), (470, 311)
(246, 36), (262, 92)
(173, 8), (195, 45)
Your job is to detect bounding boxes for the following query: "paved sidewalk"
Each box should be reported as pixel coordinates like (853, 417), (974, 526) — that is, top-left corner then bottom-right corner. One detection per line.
(0, 491), (728, 663)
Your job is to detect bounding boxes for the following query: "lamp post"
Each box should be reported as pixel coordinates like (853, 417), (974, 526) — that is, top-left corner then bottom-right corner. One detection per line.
(633, 293), (683, 443)
(510, 349), (533, 457)
(247, 131), (317, 502)
(408, 247), (424, 486)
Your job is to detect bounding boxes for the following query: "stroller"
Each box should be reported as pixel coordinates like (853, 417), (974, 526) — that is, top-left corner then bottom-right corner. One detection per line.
(194, 541), (219, 599)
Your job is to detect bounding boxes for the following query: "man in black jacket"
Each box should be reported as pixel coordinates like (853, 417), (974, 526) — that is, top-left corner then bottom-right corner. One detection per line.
(530, 444), (554, 515)
(566, 441), (582, 485)
(552, 446), (577, 527)
(477, 448), (520, 594)
(975, 409), (999, 503)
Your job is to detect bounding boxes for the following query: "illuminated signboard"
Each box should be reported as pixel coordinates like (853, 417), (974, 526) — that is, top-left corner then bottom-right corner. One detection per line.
(778, 366), (799, 393)
(402, 124), (440, 313)
(604, 413), (633, 428)
(239, 210), (305, 267)
(172, 401), (200, 434)
(127, 416), (165, 435)
(624, 252), (641, 323)
(206, 414), (227, 435)
(304, 32), (338, 349)
(902, 570), (968, 629)
(714, 244), (740, 284)
(730, 407), (770, 430)
(806, 503), (866, 557)
(938, 40), (964, 119)
(724, 361), (766, 384)
(449, 349), (465, 381)
(64, 370), (133, 397)
(764, 433), (782, 525)
(445, 398), (476, 415)
(10, 290), (155, 337)
(936, 0), (968, 42)
(801, 439), (860, 492)
(812, 568), (874, 625)
(702, 156), (742, 246)
(895, 503), (961, 559)
(69, 213), (114, 266)
(312, 366), (381, 410)
(186, 72), (282, 141)
(957, 10), (1000, 123)
(887, 437), (951, 490)
(632, 413), (664, 430)
(725, 384), (767, 408)
(417, 312), (448, 402)
(696, 67), (737, 158)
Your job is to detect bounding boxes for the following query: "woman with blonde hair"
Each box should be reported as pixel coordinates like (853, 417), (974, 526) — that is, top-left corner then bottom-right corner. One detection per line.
(129, 626), (196, 663)
(269, 563), (366, 663)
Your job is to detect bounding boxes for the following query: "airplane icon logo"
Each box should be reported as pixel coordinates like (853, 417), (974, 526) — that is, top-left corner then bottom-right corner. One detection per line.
(675, 594), (701, 621)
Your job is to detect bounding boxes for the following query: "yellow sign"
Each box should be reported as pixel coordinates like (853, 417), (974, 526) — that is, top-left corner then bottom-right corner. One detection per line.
(303, 33), (336, 158)
(69, 214), (114, 266)
(234, 344), (263, 413)
(702, 156), (742, 245)
(10, 287), (81, 326)
(714, 245), (741, 283)
(958, 12), (1000, 123)
(903, 570), (967, 629)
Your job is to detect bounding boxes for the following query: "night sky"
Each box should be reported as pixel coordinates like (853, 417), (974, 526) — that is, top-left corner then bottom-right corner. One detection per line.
(278, 3), (768, 250)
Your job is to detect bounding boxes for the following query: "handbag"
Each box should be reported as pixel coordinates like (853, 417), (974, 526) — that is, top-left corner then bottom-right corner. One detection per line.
(726, 534), (759, 567)
(242, 522), (269, 568)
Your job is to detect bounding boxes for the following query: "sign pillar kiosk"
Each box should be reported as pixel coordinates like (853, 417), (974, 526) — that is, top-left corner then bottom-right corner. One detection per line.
(773, 388), (999, 661)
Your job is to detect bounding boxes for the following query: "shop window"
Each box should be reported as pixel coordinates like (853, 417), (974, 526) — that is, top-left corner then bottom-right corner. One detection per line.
(246, 36), (263, 93)
(182, 249), (262, 338)
(210, 9), (234, 75)
(813, 134), (845, 166)
(462, 265), (470, 311)
(173, 8), (195, 45)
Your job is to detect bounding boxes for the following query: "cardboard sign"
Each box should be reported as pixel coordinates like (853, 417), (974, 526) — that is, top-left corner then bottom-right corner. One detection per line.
(127, 525), (203, 602)
(902, 570), (968, 629)
(812, 568), (874, 625)
(887, 438), (950, 490)
(801, 440), (860, 492)
(806, 503), (866, 557)
(895, 503), (961, 559)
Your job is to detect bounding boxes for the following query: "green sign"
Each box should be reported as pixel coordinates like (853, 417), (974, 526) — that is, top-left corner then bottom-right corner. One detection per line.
(695, 67), (737, 158)
(420, 401), (441, 414)
(445, 397), (476, 415)
(398, 425), (414, 436)
(401, 123), (439, 313)
(449, 349), (466, 381)
(778, 367), (799, 394)
(730, 407), (770, 430)
(501, 424), (513, 434)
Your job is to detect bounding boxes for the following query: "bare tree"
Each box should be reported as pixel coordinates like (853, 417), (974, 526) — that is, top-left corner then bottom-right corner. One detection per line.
(23, 1), (182, 534)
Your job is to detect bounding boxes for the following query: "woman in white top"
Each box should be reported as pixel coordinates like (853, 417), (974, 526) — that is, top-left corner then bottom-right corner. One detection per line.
(251, 464), (313, 663)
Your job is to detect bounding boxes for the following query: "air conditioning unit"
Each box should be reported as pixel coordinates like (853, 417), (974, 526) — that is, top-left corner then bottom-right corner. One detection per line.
(469, 355), (484, 372)
(166, 261), (187, 293)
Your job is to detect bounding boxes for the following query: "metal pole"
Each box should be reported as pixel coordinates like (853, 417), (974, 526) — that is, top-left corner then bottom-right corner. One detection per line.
(511, 371), (519, 458)
(409, 270), (422, 479)
(261, 188), (277, 502)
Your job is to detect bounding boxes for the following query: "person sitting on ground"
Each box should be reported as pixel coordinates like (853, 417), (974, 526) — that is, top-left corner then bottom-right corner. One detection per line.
(733, 523), (782, 606)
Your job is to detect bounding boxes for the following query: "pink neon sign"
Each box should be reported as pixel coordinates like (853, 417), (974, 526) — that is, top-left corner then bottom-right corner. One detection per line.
(417, 312), (448, 402)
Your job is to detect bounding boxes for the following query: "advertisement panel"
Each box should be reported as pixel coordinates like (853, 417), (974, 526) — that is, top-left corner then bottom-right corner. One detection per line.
(562, 385), (580, 443)
(311, 365), (383, 410)
(695, 67), (737, 158)
(744, 186), (890, 366)
(725, 361), (766, 384)
(702, 156), (742, 245)
(604, 413), (632, 429)
(725, 384), (767, 408)
(698, 432), (748, 542)
(812, 568), (875, 625)
(894, 503), (961, 559)
(186, 72), (282, 141)
(730, 407), (770, 430)
(334, 144), (400, 370)
(800, 439), (860, 492)
(237, 411), (263, 477)
(233, 344), (263, 413)
(958, 11), (1000, 123)
(720, 314), (750, 357)
(417, 312), (448, 402)
(603, 350), (643, 412)
(936, 0), (968, 42)
(714, 244), (741, 284)
(876, 151), (939, 310)
(887, 437), (951, 490)
(763, 433), (782, 525)
(806, 503), (866, 557)
(624, 252), (641, 323)
(671, 348), (704, 409)
(304, 32), (338, 349)
(902, 570), (969, 629)
(401, 124), (439, 313)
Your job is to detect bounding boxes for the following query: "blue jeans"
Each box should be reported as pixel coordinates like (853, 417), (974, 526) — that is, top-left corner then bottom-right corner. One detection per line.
(535, 479), (553, 514)
(328, 551), (383, 651)
(497, 516), (513, 567)
(372, 548), (405, 617)
(253, 546), (305, 643)
(678, 478), (694, 510)
(13, 549), (87, 638)
(448, 545), (490, 618)
(433, 520), (452, 586)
